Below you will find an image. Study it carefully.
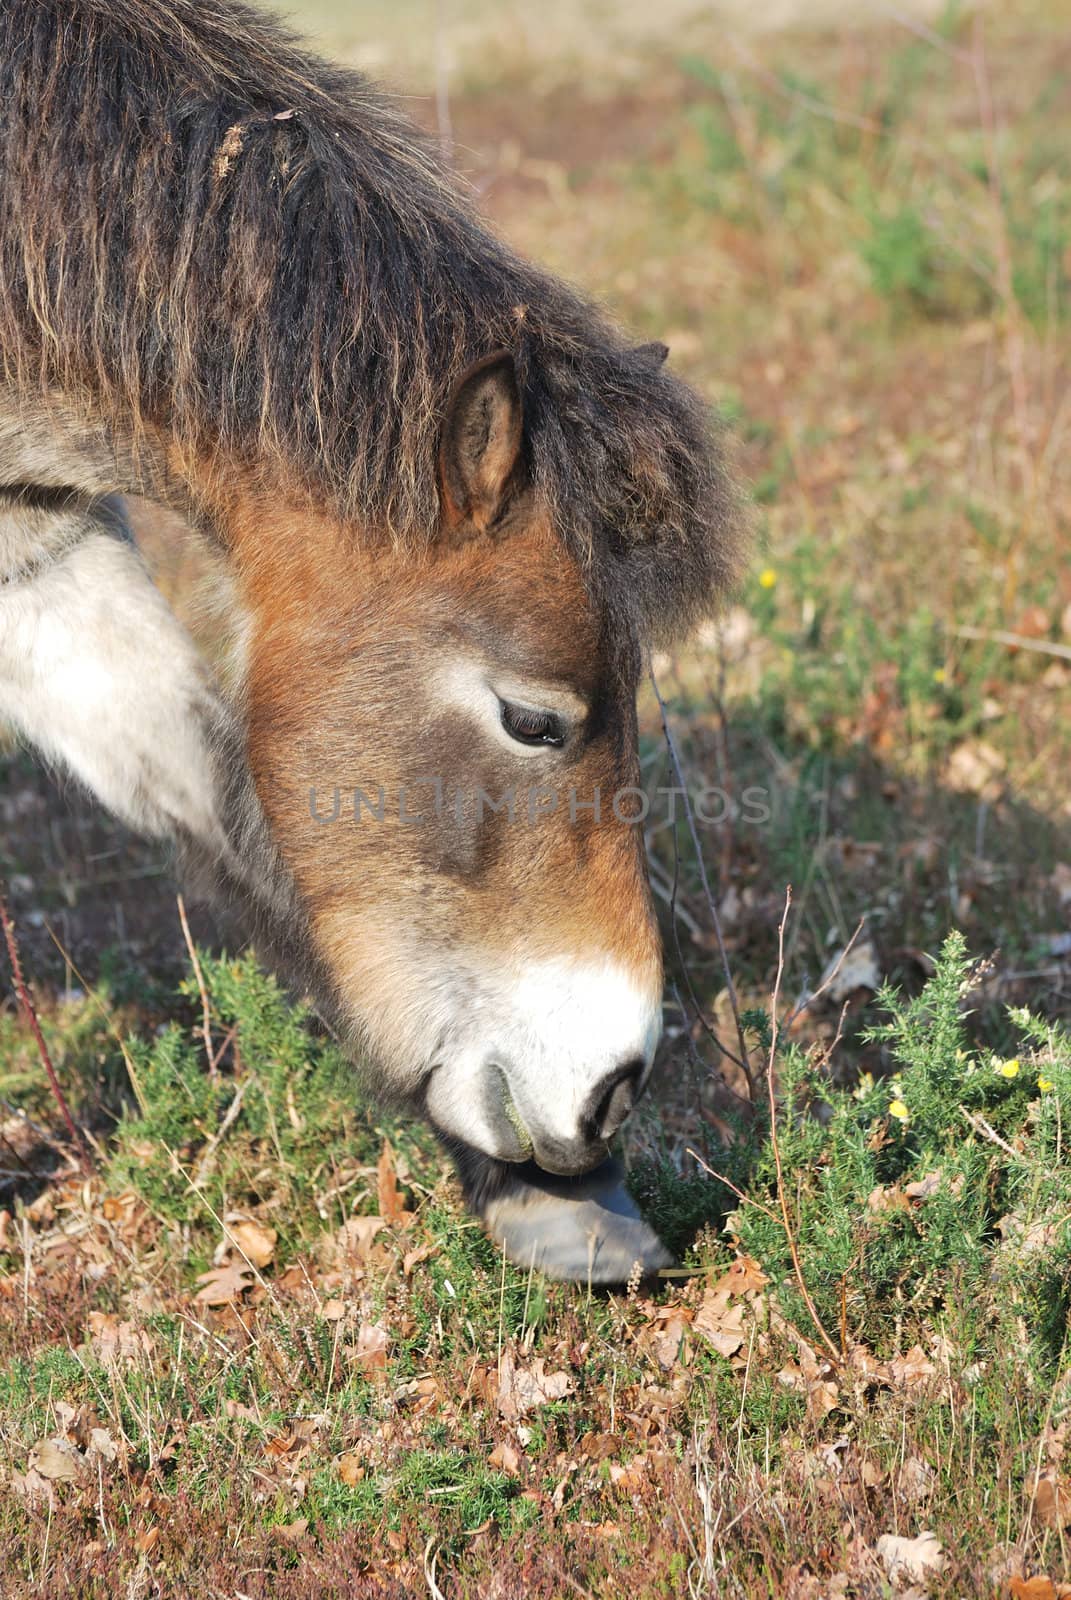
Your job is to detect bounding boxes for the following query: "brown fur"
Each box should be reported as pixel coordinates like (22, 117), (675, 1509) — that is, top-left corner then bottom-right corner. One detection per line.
(0, 0), (745, 644)
(0, 1), (745, 1237)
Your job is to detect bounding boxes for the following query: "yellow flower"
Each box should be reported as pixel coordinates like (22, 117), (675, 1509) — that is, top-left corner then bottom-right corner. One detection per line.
(1038, 1076), (1054, 1092)
(889, 1098), (910, 1123)
(932, 667), (947, 685)
(853, 1071), (875, 1100)
(758, 566), (778, 590)
(995, 1058), (1020, 1079)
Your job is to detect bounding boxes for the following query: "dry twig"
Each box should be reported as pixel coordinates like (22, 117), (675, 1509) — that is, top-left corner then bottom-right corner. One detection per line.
(177, 893), (216, 1077)
(768, 887), (842, 1365)
(0, 887), (92, 1173)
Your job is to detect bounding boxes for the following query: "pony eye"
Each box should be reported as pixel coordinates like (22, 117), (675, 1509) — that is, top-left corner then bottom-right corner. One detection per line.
(500, 700), (567, 748)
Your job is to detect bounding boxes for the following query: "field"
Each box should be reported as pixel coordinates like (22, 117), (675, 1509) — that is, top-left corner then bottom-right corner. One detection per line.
(2, 1), (1071, 1594)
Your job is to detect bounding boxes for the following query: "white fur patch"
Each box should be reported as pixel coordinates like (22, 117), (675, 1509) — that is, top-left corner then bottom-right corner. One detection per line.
(0, 520), (227, 847)
(415, 951), (662, 1162)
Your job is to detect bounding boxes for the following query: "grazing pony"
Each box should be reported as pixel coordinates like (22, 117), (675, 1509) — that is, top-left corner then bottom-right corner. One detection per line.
(0, 0), (743, 1278)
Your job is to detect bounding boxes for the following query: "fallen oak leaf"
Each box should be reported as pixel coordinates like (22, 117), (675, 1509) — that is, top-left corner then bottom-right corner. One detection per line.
(331, 1215), (385, 1265)
(888, 1345), (936, 1389)
(87, 1310), (154, 1369)
(29, 1437), (90, 1483)
(219, 1214), (276, 1270)
(497, 1349), (574, 1420)
(489, 1441), (522, 1477)
(193, 1262), (254, 1306)
(86, 1427), (120, 1465)
(694, 1288), (747, 1360)
(713, 1253), (769, 1296)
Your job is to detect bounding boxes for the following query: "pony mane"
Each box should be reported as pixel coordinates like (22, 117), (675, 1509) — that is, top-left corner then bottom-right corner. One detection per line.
(0, 0), (745, 639)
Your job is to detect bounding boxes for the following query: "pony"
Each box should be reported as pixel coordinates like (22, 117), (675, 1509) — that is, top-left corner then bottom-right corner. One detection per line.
(0, 0), (744, 1279)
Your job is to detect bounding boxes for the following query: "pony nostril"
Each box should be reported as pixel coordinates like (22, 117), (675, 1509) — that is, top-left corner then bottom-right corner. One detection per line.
(583, 1057), (645, 1144)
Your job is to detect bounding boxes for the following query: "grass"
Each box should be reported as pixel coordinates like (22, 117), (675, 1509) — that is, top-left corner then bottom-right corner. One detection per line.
(5, 934), (1071, 1594)
(2, 0), (1071, 1593)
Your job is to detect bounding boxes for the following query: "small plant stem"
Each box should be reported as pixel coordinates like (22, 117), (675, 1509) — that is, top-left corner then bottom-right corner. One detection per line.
(177, 893), (216, 1077)
(649, 664), (754, 1096)
(687, 1146), (781, 1229)
(783, 917), (865, 1029)
(768, 887), (841, 1367)
(0, 888), (92, 1174)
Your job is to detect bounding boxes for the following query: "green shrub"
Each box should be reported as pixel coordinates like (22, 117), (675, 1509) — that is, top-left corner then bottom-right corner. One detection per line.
(730, 931), (1071, 1373)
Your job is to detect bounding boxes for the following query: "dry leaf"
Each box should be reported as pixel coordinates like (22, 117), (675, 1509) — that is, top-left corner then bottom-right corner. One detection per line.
(1033, 1471), (1071, 1530)
(489, 1441), (522, 1476)
(355, 1319), (389, 1374)
(652, 1314), (689, 1370)
(820, 936), (881, 1001)
(376, 1141), (408, 1226)
(337, 1452), (366, 1485)
(136, 1525), (161, 1556)
(273, 1517), (309, 1543)
(497, 1350), (575, 1420)
(87, 1427), (119, 1464)
(87, 1310), (154, 1369)
(712, 1255), (768, 1297)
(888, 1345), (936, 1389)
(903, 1172), (942, 1204)
(897, 1455), (935, 1504)
(946, 739), (1005, 799)
(693, 1288), (747, 1360)
(333, 1215), (385, 1263)
(876, 1532), (944, 1590)
(29, 1437), (89, 1483)
(403, 1243), (436, 1275)
(222, 1215), (276, 1270)
(194, 1262), (254, 1306)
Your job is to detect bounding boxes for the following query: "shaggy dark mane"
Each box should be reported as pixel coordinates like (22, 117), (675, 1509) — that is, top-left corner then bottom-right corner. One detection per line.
(0, 0), (744, 638)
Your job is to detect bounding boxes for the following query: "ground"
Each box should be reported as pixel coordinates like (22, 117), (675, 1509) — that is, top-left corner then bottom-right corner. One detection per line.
(2, 1), (1071, 1595)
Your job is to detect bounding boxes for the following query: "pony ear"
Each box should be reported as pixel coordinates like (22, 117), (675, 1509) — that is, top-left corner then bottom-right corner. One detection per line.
(632, 340), (669, 368)
(439, 352), (523, 531)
